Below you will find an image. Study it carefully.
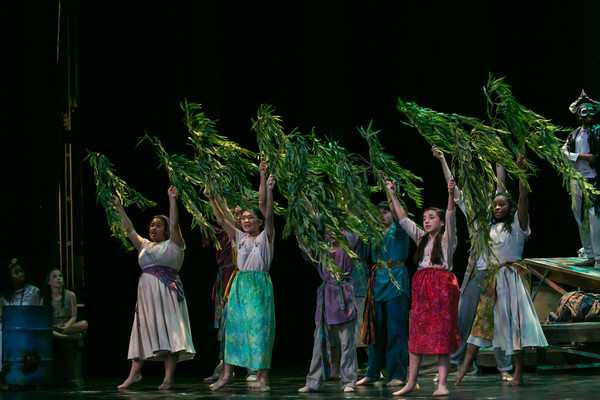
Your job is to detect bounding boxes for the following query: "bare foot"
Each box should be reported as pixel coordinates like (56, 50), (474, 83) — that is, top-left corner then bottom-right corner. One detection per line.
(117, 374), (142, 389)
(67, 333), (83, 341)
(433, 384), (449, 396)
(158, 380), (173, 390)
(204, 373), (219, 382)
(357, 376), (374, 386)
(500, 371), (513, 381)
(248, 381), (270, 391)
(454, 364), (473, 386)
(210, 375), (234, 391)
(507, 378), (522, 386)
(393, 382), (420, 396)
(386, 379), (405, 387)
(248, 380), (269, 390)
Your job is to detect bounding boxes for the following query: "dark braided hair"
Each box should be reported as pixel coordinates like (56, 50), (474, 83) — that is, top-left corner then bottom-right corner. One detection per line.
(491, 192), (518, 233)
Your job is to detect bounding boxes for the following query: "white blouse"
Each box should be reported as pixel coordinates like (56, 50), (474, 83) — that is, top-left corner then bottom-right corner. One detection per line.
(400, 209), (457, 270)
(489, 213), (530, 265)
(138, 238), (185, 271)
(233, 229), (274, 272)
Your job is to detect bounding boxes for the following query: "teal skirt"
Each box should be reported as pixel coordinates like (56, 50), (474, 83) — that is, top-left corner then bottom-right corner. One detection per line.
(223, 270), (275, 369)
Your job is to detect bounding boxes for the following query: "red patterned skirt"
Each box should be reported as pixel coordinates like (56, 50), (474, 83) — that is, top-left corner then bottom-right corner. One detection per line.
(408, 267), (460, 354)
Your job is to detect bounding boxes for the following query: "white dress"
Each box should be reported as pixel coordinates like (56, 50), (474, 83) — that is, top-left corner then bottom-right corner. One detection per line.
(126, 238), (195, 361)
(469, 214), (548, 354)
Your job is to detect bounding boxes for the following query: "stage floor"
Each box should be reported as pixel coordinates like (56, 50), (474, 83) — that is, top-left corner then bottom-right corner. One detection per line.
(2, 367), (600, 400)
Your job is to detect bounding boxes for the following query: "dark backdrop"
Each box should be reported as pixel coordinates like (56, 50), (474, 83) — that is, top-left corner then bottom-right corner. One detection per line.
(3, 1), (600, 379)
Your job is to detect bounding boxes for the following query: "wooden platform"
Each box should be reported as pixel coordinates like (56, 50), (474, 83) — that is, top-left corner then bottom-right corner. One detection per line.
(521, 258), (600, 370)
(542, 322), (600, 343)
(524, 257), (600, 293)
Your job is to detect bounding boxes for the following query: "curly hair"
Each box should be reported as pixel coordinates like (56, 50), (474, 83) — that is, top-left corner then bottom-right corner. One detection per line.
(0, 258), (32, 300)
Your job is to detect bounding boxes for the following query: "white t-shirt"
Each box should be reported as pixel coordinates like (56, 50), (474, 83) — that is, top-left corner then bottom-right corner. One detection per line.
(233, 229), (274, 272)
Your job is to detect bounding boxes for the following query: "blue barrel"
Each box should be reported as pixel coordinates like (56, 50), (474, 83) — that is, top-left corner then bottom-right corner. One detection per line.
(2, 305), (53, 386)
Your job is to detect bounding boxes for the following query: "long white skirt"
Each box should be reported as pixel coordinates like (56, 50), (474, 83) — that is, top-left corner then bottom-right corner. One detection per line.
(127, 274), (195, 362)
(492, 265), (548, 355)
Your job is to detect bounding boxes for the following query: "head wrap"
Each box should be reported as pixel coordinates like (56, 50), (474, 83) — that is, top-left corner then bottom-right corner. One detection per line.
(569, 90), (599, 116)
(152, 215), (171, 238)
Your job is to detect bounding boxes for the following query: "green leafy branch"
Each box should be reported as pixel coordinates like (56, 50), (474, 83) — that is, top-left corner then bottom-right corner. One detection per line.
(86, 150), (156, 250)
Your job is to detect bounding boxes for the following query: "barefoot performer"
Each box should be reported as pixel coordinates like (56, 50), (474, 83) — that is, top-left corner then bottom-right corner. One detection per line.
(391, 178), (460, 398)
(115, 186), (195, 390)
(205, 164), (276, 392)
(454, 155), (547, 387)
(432, 147), (512, 382)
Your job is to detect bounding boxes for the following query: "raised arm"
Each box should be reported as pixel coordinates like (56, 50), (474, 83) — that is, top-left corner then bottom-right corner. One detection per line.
(496, 164), (506, 194)
(432, 146), (460, 199)
(258, 159), (268, 216)
(447, 178), (456, 212)
(204, 187), (237, 239)
(301, 193), (320, 226)
(264, 174), (276, 243)
(167, 186), (184, 248)
(516, 155), (529, 231)
(114, 196), (143, 251)
(386, 180), (407, 221)
(214, 192), (236, 227)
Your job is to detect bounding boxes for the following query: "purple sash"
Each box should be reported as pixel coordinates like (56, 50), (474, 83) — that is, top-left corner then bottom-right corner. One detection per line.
(143, 265), (185, 302)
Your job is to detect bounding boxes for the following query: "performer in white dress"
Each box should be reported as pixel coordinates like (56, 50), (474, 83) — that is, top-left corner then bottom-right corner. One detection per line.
(115, 186), (195, 390)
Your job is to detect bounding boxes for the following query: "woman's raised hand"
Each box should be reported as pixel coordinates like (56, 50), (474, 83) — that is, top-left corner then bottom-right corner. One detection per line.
(516, 154), (527, 170)
(259, 158), (267, 176)
(448, 177), (456, 193)
(431, 146), (444, 160)
(168, 185), (179, 199)
(267, 174), (276, 190)
(386, 180), (397, 196)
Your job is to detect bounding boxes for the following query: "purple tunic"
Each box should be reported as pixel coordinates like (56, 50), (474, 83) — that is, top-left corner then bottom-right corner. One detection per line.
(303, 232), (358, 326)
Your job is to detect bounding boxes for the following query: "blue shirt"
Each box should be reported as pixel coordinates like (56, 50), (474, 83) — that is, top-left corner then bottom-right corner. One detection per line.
(351, 239), (370, 298)
(371, 219), (410, 302)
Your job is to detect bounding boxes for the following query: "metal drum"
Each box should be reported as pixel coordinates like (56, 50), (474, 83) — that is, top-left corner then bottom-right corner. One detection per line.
(2, 305), (53, 386)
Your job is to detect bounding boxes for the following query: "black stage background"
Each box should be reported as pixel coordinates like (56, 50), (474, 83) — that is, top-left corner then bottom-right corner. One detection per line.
(2, 1), (600, 380)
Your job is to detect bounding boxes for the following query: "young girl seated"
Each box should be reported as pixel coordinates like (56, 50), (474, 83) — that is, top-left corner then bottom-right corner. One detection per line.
(1, 258), (40, 310)
(41, 268), (88, 341)
(390, 178), (461, 397)
(1, 258), (42, 371)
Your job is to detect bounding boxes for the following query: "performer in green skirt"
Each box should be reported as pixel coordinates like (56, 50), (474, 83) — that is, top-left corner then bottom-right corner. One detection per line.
(205, 160), (276, 392)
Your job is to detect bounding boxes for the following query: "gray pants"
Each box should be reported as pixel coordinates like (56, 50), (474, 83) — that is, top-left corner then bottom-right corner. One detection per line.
(305, 320), (357, 390)
(450, 270), (512, 371)
(571, 180), (600, 260)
